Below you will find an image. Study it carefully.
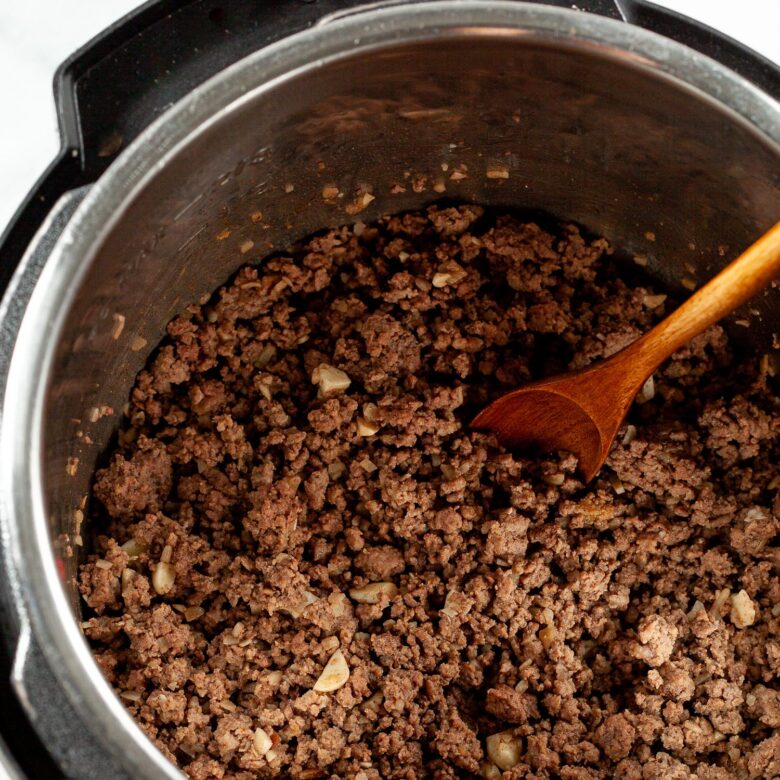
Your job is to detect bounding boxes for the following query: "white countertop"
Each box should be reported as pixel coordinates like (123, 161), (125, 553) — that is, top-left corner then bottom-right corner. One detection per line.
(1, 0), (777, 236)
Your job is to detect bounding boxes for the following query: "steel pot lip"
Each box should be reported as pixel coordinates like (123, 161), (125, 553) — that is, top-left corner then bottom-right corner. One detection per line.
(2, 2), (779, 777)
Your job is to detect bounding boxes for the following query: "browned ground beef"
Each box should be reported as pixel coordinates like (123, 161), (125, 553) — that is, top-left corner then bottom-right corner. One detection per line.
(79, 206), (779, 779)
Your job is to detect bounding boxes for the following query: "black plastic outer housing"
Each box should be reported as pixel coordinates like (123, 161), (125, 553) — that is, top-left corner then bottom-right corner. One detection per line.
(0, 1), (777, 777)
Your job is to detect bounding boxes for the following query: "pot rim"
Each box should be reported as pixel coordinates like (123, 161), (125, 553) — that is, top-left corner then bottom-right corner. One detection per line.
(2, 2), (778, 776)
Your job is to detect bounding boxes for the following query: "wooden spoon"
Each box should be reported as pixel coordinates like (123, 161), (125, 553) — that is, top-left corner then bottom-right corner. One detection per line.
(472, 221), (780, 482)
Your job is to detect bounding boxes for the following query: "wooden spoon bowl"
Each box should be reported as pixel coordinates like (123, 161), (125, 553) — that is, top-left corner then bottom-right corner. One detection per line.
(473, 221), (780, 481)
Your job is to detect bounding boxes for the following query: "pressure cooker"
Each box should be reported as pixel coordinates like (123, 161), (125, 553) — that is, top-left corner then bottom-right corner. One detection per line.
(0, 0), (777, 777)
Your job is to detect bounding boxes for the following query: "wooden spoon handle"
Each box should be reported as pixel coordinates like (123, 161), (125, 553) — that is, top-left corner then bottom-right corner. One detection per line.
(630, 221), (780, 372)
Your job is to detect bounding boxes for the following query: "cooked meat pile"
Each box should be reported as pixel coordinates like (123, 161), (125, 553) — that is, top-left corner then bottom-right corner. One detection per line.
(79, 206), (779, 780)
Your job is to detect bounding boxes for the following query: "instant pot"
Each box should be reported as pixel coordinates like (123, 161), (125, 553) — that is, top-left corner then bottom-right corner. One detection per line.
(0, 0), (778, 777)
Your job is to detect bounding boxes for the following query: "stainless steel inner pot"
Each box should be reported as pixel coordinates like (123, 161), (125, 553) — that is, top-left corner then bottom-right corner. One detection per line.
(2, 2), (779, 777)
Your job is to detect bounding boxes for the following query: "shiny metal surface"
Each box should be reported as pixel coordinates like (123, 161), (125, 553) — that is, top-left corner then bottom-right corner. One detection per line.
(0, 186), (132, 780)
(1, 2), (778, 777)
(0, 737), (20, 780)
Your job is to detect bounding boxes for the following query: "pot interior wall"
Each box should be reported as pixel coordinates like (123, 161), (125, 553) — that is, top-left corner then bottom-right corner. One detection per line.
(45, 31), (780, 596)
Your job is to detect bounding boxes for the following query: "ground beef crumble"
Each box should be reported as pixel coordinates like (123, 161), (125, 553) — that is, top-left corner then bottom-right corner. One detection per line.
(79, 206), (779, 779)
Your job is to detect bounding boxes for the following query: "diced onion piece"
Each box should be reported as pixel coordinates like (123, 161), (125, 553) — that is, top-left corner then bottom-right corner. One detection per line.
(687, 600), (705, 620)
(637, 375), (655, 404)
(121, 539), (147, 558)
(286, 591), (319, 619)
(432, 265), (467, 288)
(710, 588), (731, 616)
(349, 582), (398, 604)
(152, 561), (176, 595)
(253, 727), (273, 756)
(328, 592), (351, 618)
(486, 732), (522, 770)
(730, 590), (756, 628)
(321, 636), (340, 653)
(480, 762), (502, 780)
(184, 606), (204, 622)
(359, 457), (377, 473)
(312, 364), (351, 396)
(642, 293), (667, 309)
(539, 625), (558, 647)
(609, 472), (626, 495)
(356, 418), (379, 437)
(313, 649), (350, 692)
(255, 344), (276, 369)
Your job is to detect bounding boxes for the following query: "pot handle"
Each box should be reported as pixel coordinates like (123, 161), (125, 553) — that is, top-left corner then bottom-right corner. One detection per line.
(617, 0), (780, 99)
(0, 186), (120, 779)
(6, 618), (132, 779)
